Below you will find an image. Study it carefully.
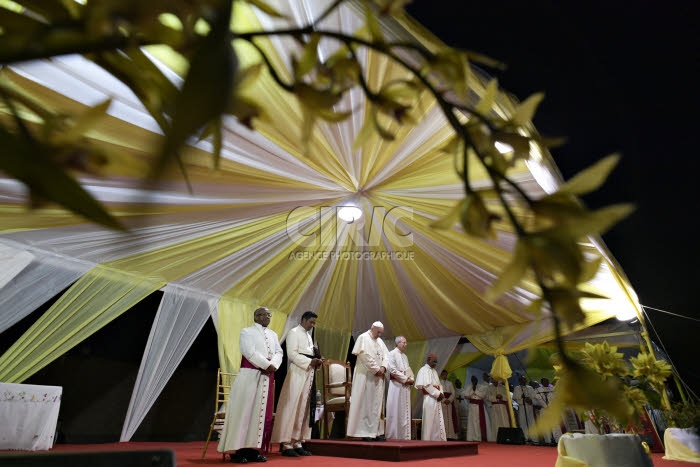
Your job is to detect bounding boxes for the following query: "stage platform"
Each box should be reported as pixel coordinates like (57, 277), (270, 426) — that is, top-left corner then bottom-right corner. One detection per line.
(302, 439), (478, 462)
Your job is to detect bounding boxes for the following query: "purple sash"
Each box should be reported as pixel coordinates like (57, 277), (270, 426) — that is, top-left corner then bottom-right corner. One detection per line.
(493, 399), (514, 426)
(469, 398), (488, 441)
(241, 356), (274, 453)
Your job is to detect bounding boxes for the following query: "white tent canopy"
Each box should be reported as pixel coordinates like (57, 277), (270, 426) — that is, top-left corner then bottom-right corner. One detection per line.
(0, 0), (642, 441)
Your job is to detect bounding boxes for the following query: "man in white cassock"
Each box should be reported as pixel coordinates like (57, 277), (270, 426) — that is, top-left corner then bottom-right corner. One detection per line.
(347, 321), (390, 441)
(271, 311), (322, 457)
(488, 379), (512, 440)
(386, 336), (414, 440)
(415, 354), (446, 441)
(218, 306), (283, 464)
(513, 376), (540, 444)
(455, 379), (469, 440)
(464, 375), (492, 442)
(535, 377), (562, 445)
(440, 369), (459, 440)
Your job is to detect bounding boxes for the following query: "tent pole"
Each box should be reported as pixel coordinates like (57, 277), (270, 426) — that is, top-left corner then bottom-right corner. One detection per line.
(673, 373), (687, 405)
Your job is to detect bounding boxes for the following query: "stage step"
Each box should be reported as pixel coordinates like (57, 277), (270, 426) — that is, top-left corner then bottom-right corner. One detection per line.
(303, 439), (479, 462)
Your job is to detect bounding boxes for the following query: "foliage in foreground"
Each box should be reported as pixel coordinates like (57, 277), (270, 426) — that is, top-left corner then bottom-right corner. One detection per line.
(1, 0), (642, 429)
(530, 342), (671, 435)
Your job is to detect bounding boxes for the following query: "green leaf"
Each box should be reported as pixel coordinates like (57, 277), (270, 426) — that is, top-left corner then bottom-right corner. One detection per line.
(430, 200), (462, 230)
(558, 154), (621, 196)
(553, 203), (635, 239)
(92, 49), (178, 131)
(0, 127), (123, 230)
(244, 0), (287, 18)
(474, 78), (498, 115)
(234, 63), (264, 90)
(226, 94), (262, 129)
(580, 255), (603, 283)
(52, 98), (112, 145)
(352, 109), (376, 151)
(525, 232), (583, 287)
(0, 6), (46, 36)
(487, 239), (530, 301)
(510, 92), (544, 126)
(12, 0), (73, 22)
(364, 3), (385, 43)
(316, 108), (352, 123)
(373, 110), (396, 141)
(155, 5), (236, 177)
(295, 33), (321, 80)
(460, 193), (497, 238)
(493, 131), (531, 163)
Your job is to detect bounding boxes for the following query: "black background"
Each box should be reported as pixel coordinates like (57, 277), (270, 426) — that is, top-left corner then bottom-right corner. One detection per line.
(405, 0), (699, 396)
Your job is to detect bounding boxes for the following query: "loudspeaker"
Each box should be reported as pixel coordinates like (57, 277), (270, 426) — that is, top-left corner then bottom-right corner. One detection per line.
(0, 449), (176, 467)
(497, 427), (526, 445)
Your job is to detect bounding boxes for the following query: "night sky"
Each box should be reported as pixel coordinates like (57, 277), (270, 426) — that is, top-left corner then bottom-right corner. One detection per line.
(405, 1), (700, 395)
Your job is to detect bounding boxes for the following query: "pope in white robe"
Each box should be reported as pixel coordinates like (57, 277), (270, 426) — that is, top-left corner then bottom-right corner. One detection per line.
(464, 375), (492, 442)
(512, 376), (540, 443)
(218, 307), (283, 463)
(385, 336), (414, 440)
(439, 370), (459, 440)
(415, 355), (446, 441)
(271, 312), (322, 456)
(347, 322), (390, 440)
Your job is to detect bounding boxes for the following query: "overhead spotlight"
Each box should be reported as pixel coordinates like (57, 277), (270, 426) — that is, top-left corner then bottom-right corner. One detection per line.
(337, 205), (363, 223)
(615, 307), (638, 321)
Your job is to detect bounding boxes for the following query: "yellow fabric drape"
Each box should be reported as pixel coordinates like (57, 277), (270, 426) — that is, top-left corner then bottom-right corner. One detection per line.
(444, 351), (483, 373)
(467, 328), (518, 427)
(314, 328), (350, 365)
(466, 329), (517, 381)
(0, 266), (163, 382)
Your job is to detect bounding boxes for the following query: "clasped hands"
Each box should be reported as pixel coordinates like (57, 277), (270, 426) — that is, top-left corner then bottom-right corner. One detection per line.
(310, 357), (323, 369)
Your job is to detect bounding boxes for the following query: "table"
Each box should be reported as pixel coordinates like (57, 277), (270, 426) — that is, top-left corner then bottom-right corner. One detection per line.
(663, 427), (700, 463)
(0, 382), (62, 450)
(556, 433), (653, 467)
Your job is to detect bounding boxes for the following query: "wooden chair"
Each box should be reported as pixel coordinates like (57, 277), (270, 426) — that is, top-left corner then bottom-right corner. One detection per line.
(202, 368), (236, 459)
(320, 359), (352, 439)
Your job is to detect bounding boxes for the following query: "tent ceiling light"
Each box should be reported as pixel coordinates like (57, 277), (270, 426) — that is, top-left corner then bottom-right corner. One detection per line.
(337, 205), (362, 223)
(616, 308), (638, 321)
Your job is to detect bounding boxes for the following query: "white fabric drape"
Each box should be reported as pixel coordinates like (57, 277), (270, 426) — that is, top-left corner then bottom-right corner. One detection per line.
(121, 215), (320, 440)
(0, 240), (91, 333)
(0, 242), (33, 291)
(120, 285), (218, 441)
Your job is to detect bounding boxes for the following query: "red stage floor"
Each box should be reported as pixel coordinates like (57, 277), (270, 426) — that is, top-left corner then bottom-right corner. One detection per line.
(1, 440), (695, 466)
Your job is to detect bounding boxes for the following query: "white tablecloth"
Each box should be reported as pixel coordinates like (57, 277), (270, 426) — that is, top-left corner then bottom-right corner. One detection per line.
(556, 433), (653, 467)
(0, 382), (62, 451)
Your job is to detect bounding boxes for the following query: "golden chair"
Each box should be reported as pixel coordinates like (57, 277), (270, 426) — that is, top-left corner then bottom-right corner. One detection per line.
(320, 359), (352, 439)
(202, 368), (236, 459)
